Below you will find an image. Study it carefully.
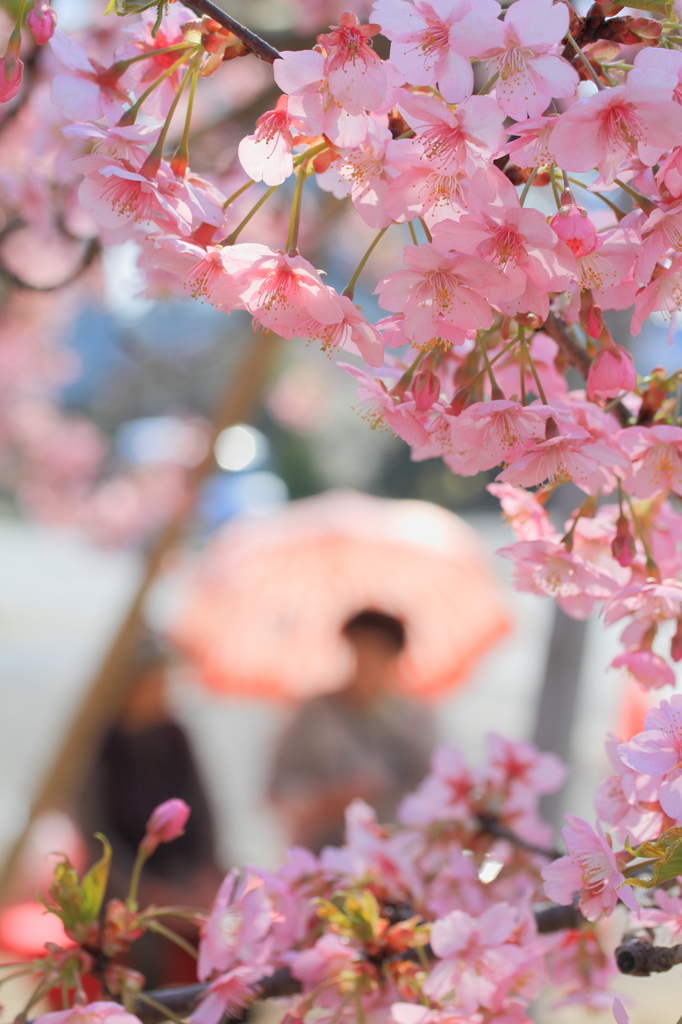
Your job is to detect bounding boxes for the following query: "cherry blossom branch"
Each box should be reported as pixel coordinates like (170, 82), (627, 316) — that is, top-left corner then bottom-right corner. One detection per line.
(475, 813), (562, 859)
(130, 968), (302, 1023)
(615, 934), (682, 976)
(181, 0), (281, 63)
(542, 312), (631, 427)
(0, 238), (100, 291)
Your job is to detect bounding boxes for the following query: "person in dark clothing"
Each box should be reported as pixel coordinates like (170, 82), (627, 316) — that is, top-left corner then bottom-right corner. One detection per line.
(269, 611), (435, 853)
(78, 635), (223, 987)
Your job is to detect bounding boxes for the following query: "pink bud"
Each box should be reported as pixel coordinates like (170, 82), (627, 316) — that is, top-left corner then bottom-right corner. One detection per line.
(412, 370), (440, 412)
(0, 55), (23, 103)
(550, 203), (598, 257)
(611, 513), (636, 567)
(27, 3), (57, 45)
(587, 345), (637, 400)
(140, 798), (190, 855)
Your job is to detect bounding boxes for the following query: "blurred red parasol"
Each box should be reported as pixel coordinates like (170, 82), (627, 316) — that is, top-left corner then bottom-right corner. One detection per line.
(170, 490), (511, 700)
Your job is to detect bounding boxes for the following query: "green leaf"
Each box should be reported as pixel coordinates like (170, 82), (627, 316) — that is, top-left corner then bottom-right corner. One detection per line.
(618, 0), (672, 12)
(622, 826), (682, 889)
(79, 834), (112, 924)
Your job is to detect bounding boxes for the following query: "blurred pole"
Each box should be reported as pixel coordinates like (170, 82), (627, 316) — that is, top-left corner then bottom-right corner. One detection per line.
(531, 483), (588, 831)
(0, 330), (279, 900)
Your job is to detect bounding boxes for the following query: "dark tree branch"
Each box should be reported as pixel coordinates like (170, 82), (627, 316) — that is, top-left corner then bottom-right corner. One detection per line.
(476, 814), (562, 860)
(0, 239), (100, 291)
(182, 1), (282, 63)
(616, 935), (682, 976)
(542, 312), (631, 427)
(131, 968), (301, 1023)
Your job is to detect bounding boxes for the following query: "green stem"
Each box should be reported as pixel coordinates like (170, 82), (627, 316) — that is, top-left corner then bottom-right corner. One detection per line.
(126, 846), (149, 911)
(109, 43), (193, 77)
(286, 156), (310, 255)
(223, 184), (279, 245)
(522, 336), (548, 404)
(567, 176), (625, 221)
(7, 0), (28, 56)
(519, 330), (527, 405)
(146, 920), (198, 959)
(293, 141), (328, 167)
(141, 59), (195, 177)
(223, 179), (255, 210)
(407, 220), (419, 245)
(566, 32), (604, 90)
(171, 59), (199, 175)
(519, 167), (538, 207)
(118, 48), (199, 127)
(478, 69), (500, 96)
(343, 226), (390, 299)
(549, 164), (562, 211)
(464, 338), (519, 394)
(614, 178), (656, 215)
(476, 333), (503, 399)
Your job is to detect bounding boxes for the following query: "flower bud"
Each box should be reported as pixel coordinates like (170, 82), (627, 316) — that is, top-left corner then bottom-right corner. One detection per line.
(587, 345), (637, 400)
(0, 55), (23, 103)
(550, 202), (598, 257)
(140, 798), (190, 855)
(412, 370), (440, 412)
(611, 513), (636, 567)
(27, 3), (57, 45)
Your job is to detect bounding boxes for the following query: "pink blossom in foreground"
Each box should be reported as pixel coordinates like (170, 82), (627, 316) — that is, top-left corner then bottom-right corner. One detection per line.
(497, 432), (628, 496)
(27, 2), (57, 45)
(541, 815), (639, 920)
(372, 0), (501, 104)
(50, 30), (128, 122)
(317, 121), (393, 229)
(0, 55), (22, 103)
(618, 695), (682, 819)
(341, 362), (429, 446)
(638, 887), (682, 941)
(192, 966), (270, 1024)
(151, 239), (248, 311)
(198, 869), (275, 981)
(611, 649), (675, 691)
(140, 798), (190, 855)
(75, 155), (193, 234)
(503, 115), (557, 168)
(237, 250), (345, 338)
(595, 734), (667, 844)
(425, 903), (521, 1013)
(587, 346), (637, 401)
(375, 243), (516, 348)
(321, 12), (390, 117)
(498, 539), (617, 619)
(34, 1005), (142, 1024)
(631, 256), (682, 334)
(466, 0), (578, 120)
(551, 76), (682, 185)
(445, 400), (555, 475)
(300, 296), (385, 367)
(487, 483), (555, 541)
(617, 425), (682, 499)
(238, 97), (301, 187)
(397, 92), (505, 173)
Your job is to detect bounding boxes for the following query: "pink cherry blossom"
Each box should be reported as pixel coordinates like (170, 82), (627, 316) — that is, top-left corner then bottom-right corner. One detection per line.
(498, 538), (617, 619)
(320, 13), (390, 117)
(115, 4), (194, 120)
(397, 92), (505, 173)
(487, 482), (555, 541)
(140, 798), (190, 855)
(587, 346), (637, 401)
(618, 695), (682, 819)
(425, 903), (521, 1013)
(541, 815), (639, 920)
(27, 2), (57, 46)
(497, 431), (628, 496)
(341, 362), (429, 445)
(198, 869), (275, 981)
(300, 296), (385, 366)
(638, 887), (682, 941)
(503, 115), (557, 168)
(445, 400), (555, 475)
(384, 145), (468, 224)
(612, 649), (676, 691)
(192, 966), (269, 1024)
(292, 932), (359, 990)
(50, 30), (128, 122)
(236, 250), (345, 338)
(238, 98), (300, 187)
(399, 744), (474, 825)
(375, 243), (517, 348)
(489, 331), (568, 401)
(151, 238), (248, 310)
(432, 166), (575, 319)
(617, 425), (682, 499)
(62, 122), (162, 163)
(372, 0), (502, 104)
(35, 1008), (141, 1024)
(466, 0), (578, 121)
(551, 76), (682, 186)
(603, 579), (682, 627)
(595, 734), (667, 844)
(317, 121), (393, 229)
(75, 155), (193, 234)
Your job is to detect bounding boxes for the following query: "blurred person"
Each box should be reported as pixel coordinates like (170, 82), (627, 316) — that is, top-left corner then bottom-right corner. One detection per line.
(78, 634), (222, 987)
(269, 610), (435, 852)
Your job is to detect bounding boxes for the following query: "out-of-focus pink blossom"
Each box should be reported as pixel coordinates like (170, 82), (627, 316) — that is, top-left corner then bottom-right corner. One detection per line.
(618, 694), (682, 820)
(198, 869), (275, 982)
(541, 815), (639, 920)
(612, 649), (676, 691)
(35, 1004), (143, 1024)
(397, 92), (505, 173)
(140, 798), (190, 856)
(497, 432), (628, 496)
(445, 400), (554, 475)
(0, 55), (23, 103)
(27, 2), (57, 45)
(498, 538), (617, 619)
(487, 483), (555, 541)
(341, 362), (429, 446)
(192, 966), (269, 1024)
(618, 425), (682, 499)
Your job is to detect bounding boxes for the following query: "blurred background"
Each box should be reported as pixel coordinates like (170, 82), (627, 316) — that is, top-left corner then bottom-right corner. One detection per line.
(1, 0), (681, 1020)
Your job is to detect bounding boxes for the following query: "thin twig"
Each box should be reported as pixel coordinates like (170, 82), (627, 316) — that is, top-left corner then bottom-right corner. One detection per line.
(182, 0), (281, 63)
(0, 239), (100, 291)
